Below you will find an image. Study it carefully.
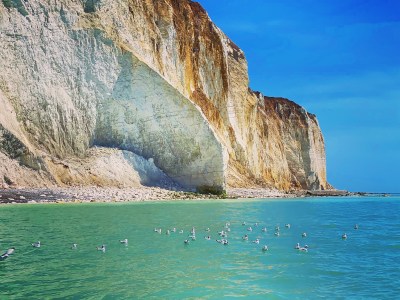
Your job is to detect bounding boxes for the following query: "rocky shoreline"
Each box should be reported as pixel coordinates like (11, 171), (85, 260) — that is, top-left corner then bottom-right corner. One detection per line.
(0, 187), (369, 205)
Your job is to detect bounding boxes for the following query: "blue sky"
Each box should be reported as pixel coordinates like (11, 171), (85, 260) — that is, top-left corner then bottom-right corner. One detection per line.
(197, 0), (400, 192)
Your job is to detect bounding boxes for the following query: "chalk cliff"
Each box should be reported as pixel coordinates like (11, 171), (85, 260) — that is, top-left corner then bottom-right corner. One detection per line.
(0, 0), (328, 191)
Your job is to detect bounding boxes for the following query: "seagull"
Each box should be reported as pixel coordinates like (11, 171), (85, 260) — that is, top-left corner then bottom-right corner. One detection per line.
(120, 239), (128, 244)
(71, 243), (78, 249)
(32, 241), (41, 248)
(242, 222), (246, 226)
(342, 233), (347, 239)
(172, 228), (176, 233)
(354, 224), (359, 230)
(275, 226), (280, 232)
(295, 243), (300, 249)
(262, 227), (267, 232)
(97, 244), (106, 252)
(216, 239), (229, 245)
(285, 224), (291, 229)
(274, 232), (280, 237)
(184, 239), (190, 244)
(253, 239), (260, 244)
(242, 234), (249, 241)
(302, 232), (307, 238)
(262, 245), (268, 251)
(205, 228), (210, 232)
(0, 247), (15, 261)
(204, 236), (211, 240)
(247, 227), (253, 232)
(179, 230), (184, 234)
(166, 230), (170, 235)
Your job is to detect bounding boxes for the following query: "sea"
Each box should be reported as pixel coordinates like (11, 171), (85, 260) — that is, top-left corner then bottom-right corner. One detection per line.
(0, 196), (399, 299)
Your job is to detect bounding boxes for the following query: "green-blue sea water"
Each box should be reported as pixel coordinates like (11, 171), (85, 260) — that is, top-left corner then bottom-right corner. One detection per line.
(0, 196), (399, 299)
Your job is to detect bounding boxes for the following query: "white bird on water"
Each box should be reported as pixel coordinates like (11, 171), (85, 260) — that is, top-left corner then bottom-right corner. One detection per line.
(253, 239), (260, 244)
(342, 233), (347, 239)
(0, 248), (15, 261)
(216, 239), (229, 245)
(262, 245), (268, 251)
(302, 232), (307, 238)
(120, 239), (128, 244)
(71, 243), (78, 249)
(32, 241), (41, 248)
(97, 244), (106, 252)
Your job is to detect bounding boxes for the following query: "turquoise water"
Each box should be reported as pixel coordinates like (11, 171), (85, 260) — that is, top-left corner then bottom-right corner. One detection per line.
(0, 196), (399, 299)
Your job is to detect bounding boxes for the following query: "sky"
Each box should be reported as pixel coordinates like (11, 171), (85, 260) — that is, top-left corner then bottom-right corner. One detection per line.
(197, 0), (400, 192)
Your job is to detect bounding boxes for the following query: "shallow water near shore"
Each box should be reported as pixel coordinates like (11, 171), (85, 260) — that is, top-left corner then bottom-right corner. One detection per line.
(0, 196), (399, 299)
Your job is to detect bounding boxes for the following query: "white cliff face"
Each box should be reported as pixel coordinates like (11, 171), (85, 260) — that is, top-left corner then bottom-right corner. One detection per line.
(94, 53), (226, 189)
(0, 0), (328, 191)
(0, 0), (226, 190)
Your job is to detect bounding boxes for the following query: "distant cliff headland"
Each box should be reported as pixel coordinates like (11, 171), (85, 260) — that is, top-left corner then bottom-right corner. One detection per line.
(0, 0), (330, 193)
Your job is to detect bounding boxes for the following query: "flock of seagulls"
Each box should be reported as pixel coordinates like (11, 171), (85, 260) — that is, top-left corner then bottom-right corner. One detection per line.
(152, 221), (360, 254)
(0, 238), (129, 260)
(0, 223), (360, 261)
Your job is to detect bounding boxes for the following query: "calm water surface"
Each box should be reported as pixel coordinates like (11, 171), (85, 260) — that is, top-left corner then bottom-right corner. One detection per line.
(0, 196), (399, 299)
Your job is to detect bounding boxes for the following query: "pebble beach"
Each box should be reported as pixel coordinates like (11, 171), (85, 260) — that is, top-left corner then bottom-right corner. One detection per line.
(0, 186), (294, 204)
